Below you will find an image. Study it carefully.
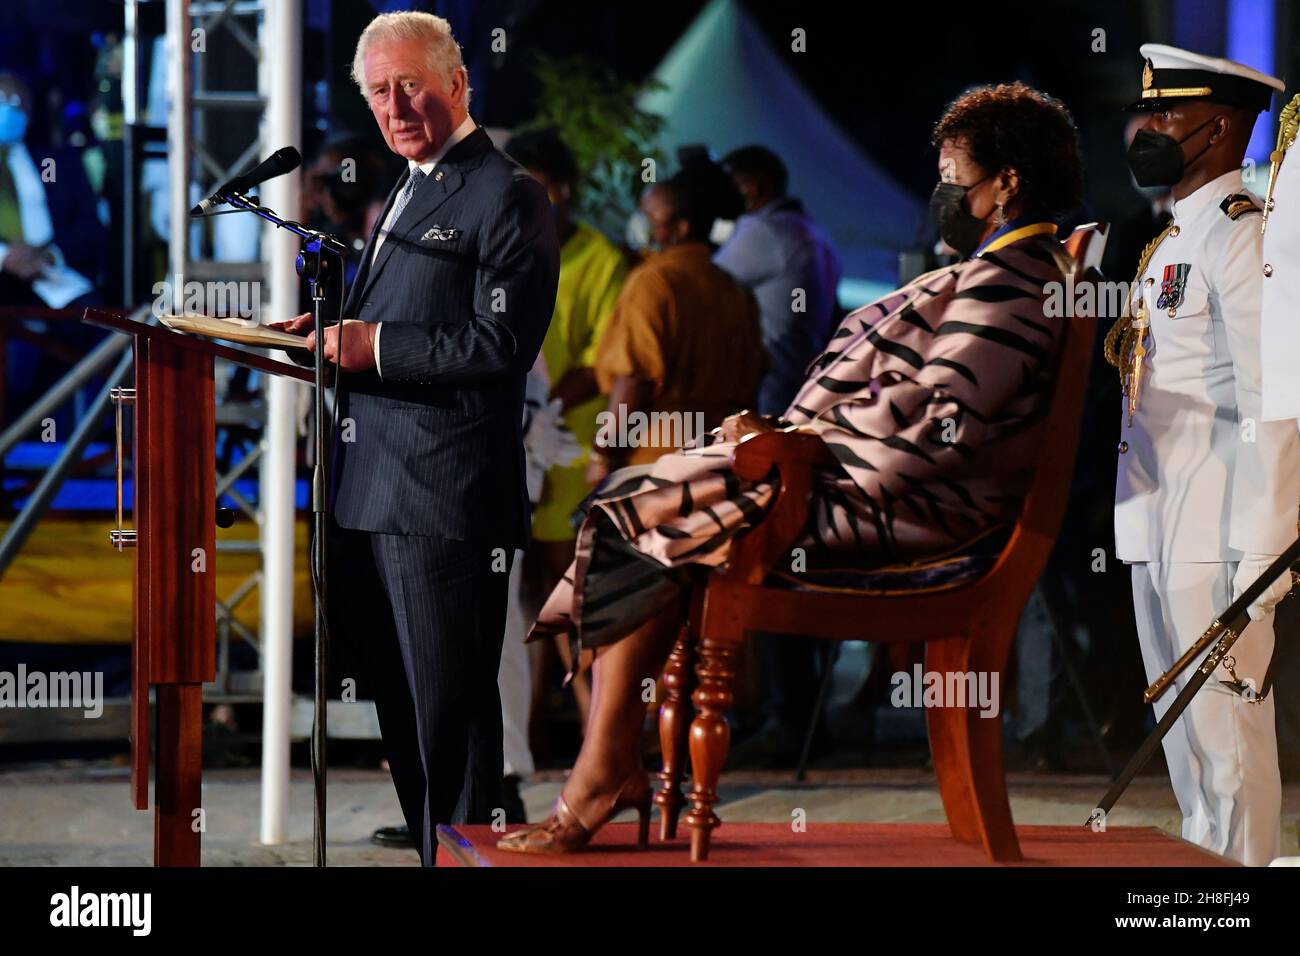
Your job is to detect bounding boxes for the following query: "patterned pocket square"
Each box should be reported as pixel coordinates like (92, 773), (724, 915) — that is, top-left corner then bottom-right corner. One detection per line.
(421, 226), (460, 242)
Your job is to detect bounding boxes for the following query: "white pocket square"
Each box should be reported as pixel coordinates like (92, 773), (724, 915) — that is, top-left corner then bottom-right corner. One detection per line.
(421, 226), (460, 242)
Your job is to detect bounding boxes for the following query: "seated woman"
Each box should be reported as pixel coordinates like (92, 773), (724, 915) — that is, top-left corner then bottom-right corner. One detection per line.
(500, 81), (1085, 854)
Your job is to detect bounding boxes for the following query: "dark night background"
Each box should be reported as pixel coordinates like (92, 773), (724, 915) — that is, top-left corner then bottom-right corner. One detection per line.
(5, 0), (1297, 247)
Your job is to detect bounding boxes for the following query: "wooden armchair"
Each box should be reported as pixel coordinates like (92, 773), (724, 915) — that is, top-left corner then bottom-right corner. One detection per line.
(654, 225), (1106, 862)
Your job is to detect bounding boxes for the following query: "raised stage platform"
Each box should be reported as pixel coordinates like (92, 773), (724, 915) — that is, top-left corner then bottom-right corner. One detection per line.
(435, 822), (1235, 867)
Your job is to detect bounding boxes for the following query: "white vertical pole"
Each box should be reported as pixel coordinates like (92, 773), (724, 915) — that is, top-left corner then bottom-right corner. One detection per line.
(259, 0), (302, 847)
(165, 0), (189, 280)
(123, 1), (138, 127)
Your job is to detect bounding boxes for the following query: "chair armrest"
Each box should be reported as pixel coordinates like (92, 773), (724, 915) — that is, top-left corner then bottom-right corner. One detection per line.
(723, 430), (837, 582)
(730, 429), (837, 480)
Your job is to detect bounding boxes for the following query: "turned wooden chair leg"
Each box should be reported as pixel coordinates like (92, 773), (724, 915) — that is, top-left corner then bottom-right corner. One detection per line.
(923, 634), (1021, 862)
(685, 634), (739, 862)
(655, 625), (695, 840)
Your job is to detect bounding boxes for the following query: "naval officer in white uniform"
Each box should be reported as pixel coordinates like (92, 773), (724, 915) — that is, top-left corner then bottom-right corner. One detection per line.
(1108, 44), (1300, 866)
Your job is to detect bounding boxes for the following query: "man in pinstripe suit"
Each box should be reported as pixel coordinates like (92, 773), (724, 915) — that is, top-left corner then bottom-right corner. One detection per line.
(275, 12), (558, 864)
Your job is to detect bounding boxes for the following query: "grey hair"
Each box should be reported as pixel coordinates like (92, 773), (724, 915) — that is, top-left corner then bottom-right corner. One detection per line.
(351, 11), (472, 108)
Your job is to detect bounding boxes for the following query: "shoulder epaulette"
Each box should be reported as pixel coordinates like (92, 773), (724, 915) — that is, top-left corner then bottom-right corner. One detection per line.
(1220, 193), (1262, 220)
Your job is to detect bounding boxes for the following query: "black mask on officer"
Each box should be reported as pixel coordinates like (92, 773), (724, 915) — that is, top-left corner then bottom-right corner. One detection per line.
(929, 174), (992, 257)
(1126, 116), (1218, 188)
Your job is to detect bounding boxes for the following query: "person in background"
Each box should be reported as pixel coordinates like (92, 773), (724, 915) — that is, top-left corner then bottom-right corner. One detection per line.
(716, 145), (842, 415)
(0, 70), (105, 428)
(0, 71), (103, 308)
(1101, 113), (1175, 279)
(504, 128), (629, 744)
(302, 132), (390, 291)
(714, 145), (843, 765)
(587, 156), (763, 484)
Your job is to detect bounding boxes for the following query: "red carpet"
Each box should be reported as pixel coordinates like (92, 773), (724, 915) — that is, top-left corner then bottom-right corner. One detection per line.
(436, 822), (1234, 867)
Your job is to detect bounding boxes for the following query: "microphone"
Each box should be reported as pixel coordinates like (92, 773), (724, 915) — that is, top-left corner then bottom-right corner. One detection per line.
(190, 146), (302, 217)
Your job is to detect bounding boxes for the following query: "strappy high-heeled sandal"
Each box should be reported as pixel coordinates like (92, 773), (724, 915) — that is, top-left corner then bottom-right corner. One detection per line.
(496, 770), (651, 854)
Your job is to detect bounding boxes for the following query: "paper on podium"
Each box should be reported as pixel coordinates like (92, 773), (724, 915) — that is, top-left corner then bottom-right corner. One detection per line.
(159, 314), (309, 350)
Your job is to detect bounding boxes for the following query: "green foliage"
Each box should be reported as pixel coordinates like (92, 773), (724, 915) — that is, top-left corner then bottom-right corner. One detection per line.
(518, 52), (667, 238)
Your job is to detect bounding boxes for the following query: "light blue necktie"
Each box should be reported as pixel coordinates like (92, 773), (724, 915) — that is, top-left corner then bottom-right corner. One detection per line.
(373, 167), (426, 263)
(387, 167), (425, 231)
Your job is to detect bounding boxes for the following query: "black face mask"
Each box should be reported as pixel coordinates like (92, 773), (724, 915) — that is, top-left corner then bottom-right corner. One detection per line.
(1126, 117), (1217, 188)
(929, 176), (991, 256)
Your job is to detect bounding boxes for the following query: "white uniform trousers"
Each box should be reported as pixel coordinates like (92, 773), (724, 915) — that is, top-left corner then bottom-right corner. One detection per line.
(498, 550), (535, 779)
(1130, 561), (1281, 866)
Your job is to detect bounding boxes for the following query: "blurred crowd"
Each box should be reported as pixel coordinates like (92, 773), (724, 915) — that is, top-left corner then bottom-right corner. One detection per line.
(493, 130), (845, 779)
(0, 68), (107, 429)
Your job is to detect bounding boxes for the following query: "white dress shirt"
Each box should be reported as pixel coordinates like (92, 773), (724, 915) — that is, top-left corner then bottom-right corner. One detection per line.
(370, 115), (476, 375)
(0, 143), (92, 307)
(0, 143), (54, 251)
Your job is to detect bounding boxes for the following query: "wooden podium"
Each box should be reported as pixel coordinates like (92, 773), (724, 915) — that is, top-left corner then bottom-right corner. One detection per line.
(83, 308), (313, 866)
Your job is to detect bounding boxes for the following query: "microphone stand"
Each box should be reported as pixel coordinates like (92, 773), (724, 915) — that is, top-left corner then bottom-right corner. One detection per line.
(202, 190), (347, 868)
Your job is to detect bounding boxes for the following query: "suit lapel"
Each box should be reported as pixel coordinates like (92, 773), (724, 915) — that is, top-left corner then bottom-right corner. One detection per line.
(359, 166), (465, 301)
(356, 127), (491, 304)
(346, 169), (408, 315)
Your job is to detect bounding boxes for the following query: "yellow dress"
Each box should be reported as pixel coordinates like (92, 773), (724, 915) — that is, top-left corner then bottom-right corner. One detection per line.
(532, 221), (629, 541)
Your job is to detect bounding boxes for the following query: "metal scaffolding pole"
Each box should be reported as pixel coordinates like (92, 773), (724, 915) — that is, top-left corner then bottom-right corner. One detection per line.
(0, 331), (130, 463)
(0, 350), (135, 579)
